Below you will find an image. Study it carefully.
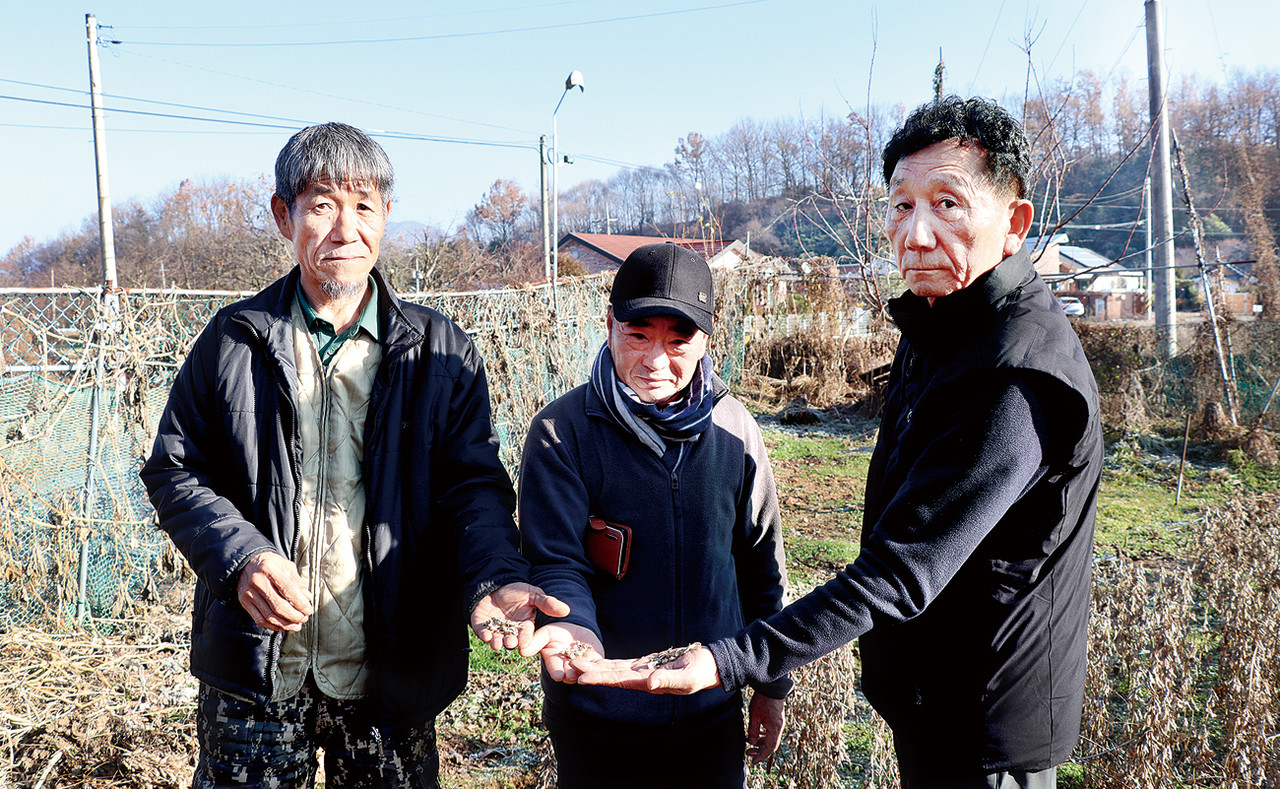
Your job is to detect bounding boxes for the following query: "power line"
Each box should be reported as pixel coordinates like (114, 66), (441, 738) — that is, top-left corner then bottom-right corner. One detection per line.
(1055, 202), (1280, 213)
(0, 93), (300, 130)
(1, 77), (320, 127)
(574, 153), (655, 171)
(1046, 0), (1092, 76)
(6, 76), (531, 147)
(967, 0), (1007, 95)
(0, 122), (273, 135)
(1203, 0), (1230, 77)
(1067, 222), (1149, 230)
(113, 1), (592, 30)
(0, 94), (536, 150)
(1102, 23), (1144, 86)
(1087, 183), (1147, 201)
(366, 129), (535, 151)
(106, 0), (773, 47)
(105, 50), (538, 136)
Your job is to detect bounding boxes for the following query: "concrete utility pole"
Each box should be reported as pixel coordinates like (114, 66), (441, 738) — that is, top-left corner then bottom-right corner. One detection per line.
(80, 13), (122, 623)
(933, 48), (945, 100)
(1145, 0), (1178, 356)
(1152, 175), (1162, 313)
(86, 14), (118, 292)
(539, 135), (551, 280)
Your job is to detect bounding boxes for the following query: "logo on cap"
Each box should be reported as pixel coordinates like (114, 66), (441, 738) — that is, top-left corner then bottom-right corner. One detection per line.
(610, 242), (715, 335)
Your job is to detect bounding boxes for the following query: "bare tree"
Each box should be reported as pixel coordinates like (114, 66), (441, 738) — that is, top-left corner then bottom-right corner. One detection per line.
(466, 179), (534, 249)
(1, 177), (289, 290)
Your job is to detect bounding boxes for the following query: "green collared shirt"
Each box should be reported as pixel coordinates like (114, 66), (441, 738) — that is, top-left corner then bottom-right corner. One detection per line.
(295, 278), (381, 367)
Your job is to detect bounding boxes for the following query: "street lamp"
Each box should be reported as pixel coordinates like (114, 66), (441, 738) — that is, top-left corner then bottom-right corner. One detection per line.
(552, 70), (584, 296)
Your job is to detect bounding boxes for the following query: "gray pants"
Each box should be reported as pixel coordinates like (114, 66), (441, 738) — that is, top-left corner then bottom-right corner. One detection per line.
(899, 764), (1057, 789)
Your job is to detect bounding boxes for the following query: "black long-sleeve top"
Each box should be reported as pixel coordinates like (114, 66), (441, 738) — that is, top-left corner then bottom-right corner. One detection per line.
(708, 247), (1103, 773)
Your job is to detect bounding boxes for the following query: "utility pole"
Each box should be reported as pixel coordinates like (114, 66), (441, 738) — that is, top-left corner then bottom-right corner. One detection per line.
(1144, 176), (1153, 316)
(87, 14), (118, 293)
(79, 13), (121, 624)
(933, 48), (945, 100)
(539, 135), (551, 280)
(1145, 0), (1178, 356)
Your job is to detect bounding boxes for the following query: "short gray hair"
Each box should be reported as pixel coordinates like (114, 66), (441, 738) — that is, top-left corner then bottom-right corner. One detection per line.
(274, 122), (394, 213)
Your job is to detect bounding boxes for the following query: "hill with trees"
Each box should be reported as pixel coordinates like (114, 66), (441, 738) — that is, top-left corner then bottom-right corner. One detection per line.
(3, 67), (1277, 312)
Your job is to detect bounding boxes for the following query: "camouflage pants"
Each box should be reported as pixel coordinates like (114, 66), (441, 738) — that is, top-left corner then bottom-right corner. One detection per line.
(193, 679), (440, 789)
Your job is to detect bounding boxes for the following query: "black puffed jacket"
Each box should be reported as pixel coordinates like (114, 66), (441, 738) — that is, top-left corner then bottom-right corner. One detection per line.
(709, 247), (1103, 773)
(141, 267), (529, 734)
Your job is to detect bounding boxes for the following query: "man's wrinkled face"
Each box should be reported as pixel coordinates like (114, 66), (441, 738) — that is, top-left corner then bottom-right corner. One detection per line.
(271, 179), (388, 301)
(607, 311), (708, 405)
(886, 139), (1032, 303)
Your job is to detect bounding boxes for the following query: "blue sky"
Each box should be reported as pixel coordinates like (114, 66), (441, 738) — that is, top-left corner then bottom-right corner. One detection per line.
(2, 0), (1274, 258)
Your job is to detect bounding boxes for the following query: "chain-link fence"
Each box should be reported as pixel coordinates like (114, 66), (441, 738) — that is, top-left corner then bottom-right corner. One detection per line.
(0, 272), (777, 630)
(3, 271), (1278, 631)
(1, 277), (607, 628)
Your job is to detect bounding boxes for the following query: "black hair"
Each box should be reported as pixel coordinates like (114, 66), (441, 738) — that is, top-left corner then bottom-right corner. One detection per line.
(881, 96), (1031, 199)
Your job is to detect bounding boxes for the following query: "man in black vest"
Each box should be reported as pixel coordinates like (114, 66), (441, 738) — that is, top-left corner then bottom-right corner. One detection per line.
(571, 97), (1103, 788)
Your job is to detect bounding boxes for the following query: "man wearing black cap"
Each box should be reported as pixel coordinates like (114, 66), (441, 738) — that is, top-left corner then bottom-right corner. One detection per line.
(516, 242), (790, 787)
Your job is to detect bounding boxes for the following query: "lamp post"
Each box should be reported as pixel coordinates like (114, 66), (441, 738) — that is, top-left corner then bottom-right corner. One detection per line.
(552, 70), (584, 301)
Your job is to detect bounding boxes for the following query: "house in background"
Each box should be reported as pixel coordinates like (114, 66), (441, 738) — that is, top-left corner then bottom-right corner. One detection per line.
(1189, 259), (1260, 317)
(1027, 233), (1147, 319)
(1026, 233), (1069, 279)
(557, 232), (759, 273)
(1056, 243), (1147, 320)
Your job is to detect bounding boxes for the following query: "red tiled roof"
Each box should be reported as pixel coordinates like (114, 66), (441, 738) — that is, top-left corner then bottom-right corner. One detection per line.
(562, 232), (733, 264)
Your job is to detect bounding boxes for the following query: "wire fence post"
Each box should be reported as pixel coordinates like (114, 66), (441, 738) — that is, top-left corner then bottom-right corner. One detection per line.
(77, 327), (103, 624)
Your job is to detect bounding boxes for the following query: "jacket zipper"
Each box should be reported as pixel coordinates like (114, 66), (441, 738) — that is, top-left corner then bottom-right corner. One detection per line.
(360, 341), (412, 695)
(669, 442), (686, 725)
(903, 348), (918, 425)
(309, 353), (333, 664)
(268, 337), (304, 695)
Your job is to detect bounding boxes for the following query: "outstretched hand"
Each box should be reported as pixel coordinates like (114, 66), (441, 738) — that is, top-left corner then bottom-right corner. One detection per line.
(470, 582), (570, 653)
(528, 622), (605, 682)
(570, 643), (721, 695)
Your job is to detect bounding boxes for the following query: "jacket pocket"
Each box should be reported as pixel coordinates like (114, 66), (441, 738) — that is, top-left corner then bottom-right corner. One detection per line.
(190, 584), (275, 704)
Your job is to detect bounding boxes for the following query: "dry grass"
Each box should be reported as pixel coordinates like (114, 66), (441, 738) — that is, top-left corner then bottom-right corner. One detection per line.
(3, 475), (1280, 788)
(1078, 490), (1280, 787)
(0, 612), (195, 788)
(742, 272), (896, 410)
(746, 643), (866, 789)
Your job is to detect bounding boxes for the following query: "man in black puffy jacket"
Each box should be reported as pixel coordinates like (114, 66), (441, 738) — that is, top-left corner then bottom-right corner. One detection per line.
(574, 98), (1104, 789)
(142, 122), (565, 789)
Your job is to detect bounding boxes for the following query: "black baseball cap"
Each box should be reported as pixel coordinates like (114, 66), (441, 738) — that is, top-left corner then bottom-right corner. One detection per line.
(610, 243), (714, 335)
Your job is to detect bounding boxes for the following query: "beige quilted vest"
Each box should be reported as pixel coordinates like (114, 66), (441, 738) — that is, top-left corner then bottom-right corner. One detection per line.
(274, 304), (382, 701)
